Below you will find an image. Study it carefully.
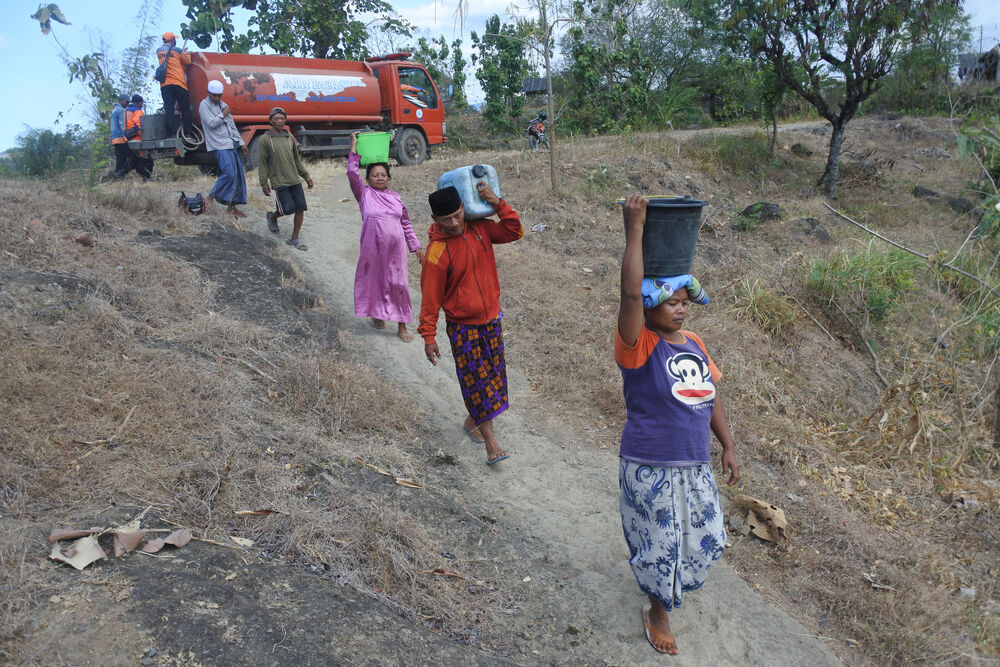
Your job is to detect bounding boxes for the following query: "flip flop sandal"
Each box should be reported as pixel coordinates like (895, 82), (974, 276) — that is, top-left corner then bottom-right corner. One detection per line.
(641, 608), (678, 655)
(486, 452), (509, 465)
(464, 424), (486, 443)
(286, 238), (307, 251)
(267, 212), (279, 233)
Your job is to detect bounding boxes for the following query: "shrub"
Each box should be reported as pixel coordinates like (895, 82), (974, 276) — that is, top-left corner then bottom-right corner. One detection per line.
(806, 242), (920, 322)
(8, 125), (93, 178)
(731, 279), (798, 336)
(684, 132), (777, 176)
(583, 164), (628, 205)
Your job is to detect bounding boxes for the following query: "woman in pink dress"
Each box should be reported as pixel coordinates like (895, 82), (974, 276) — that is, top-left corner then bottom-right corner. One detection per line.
(348, 133), (424, 342)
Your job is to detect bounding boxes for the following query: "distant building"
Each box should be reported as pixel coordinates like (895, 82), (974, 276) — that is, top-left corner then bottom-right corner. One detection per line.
(958, 44), (1000, 83)
(523, 78), (547, 95)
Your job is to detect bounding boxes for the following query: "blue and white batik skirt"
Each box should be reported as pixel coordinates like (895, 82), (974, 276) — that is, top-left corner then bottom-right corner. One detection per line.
(619, 459), (725, 611)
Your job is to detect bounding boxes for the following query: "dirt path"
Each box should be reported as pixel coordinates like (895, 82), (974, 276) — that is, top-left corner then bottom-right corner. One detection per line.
(246, 173), (843, 665)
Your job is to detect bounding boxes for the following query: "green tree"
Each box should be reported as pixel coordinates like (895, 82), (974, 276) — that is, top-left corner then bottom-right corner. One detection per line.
(179, 0), (410, 59)
(472, 15), (533, 132)
(9, 125), (92, 178)
(691, 0), (961, 197)
(875, 4), (971, 113)
(451, 40), (468, 111)
(410, 36), (468, 111)
(564, 0), (657, 134)
(411, 35), (450, 88)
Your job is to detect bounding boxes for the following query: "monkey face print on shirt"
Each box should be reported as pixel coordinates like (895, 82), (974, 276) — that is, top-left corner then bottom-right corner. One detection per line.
(665, 352), (716, 405)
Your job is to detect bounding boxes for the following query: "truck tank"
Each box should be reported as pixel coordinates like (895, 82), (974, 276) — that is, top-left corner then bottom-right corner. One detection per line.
(187, 52), (383, 125)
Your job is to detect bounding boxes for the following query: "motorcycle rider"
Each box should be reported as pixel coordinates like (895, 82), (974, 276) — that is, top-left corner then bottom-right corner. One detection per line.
(525, 111), (548, 149)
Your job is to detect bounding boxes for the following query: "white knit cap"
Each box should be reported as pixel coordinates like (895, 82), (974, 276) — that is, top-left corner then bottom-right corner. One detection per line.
(207, 80), (224, 94)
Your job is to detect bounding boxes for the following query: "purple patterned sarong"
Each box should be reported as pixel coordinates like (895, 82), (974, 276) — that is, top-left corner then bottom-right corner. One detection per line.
(446, 314), (509, 424)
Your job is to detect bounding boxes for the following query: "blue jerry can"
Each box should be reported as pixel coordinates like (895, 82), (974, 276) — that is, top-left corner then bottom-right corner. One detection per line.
(437, 164), (503, 220)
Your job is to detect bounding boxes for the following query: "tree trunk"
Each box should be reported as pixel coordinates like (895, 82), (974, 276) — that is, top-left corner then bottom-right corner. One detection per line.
(821, 120), (846, 198)
(994, 370), (1000, 450)
(540, 0), (556, 191)
(768, 111), (777, 155)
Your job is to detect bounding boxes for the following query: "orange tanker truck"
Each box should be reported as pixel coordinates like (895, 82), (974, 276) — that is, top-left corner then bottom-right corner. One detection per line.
(135, 51), (446, 168)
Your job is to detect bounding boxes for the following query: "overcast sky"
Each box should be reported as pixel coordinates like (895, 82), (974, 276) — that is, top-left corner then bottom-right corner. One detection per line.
(0, 0), (998, 152)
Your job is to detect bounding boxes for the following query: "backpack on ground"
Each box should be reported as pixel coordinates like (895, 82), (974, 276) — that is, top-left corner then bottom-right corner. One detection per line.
(177, 192), (205, 215)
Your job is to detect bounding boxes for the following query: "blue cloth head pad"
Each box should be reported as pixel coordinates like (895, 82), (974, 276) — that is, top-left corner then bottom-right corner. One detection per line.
(640, 274), (709, 310)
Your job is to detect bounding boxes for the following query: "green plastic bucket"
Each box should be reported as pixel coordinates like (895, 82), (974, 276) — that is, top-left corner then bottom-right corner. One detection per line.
(356, 131), (391, 166)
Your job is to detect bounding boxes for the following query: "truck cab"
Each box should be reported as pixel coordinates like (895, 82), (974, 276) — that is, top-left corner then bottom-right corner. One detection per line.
(366, 53), (447, 165)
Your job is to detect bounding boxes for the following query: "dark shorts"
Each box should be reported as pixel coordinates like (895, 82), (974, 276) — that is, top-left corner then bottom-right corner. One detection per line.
(274, 183), (307, 216)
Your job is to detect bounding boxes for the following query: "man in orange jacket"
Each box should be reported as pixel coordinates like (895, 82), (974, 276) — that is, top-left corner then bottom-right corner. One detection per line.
(419, 183), (523, 465)
(124, 95), (153, 181)
(157, 32), (193, 136)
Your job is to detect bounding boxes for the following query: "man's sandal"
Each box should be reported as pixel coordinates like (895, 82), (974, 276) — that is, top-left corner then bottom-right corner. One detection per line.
(286, 238), (307, 251)
(464, 424), (486, 443)
(486, 452), (510, 465)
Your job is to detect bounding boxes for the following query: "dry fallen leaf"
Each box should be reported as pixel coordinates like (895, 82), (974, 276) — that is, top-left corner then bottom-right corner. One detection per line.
(164, 529), (192, 548)
(49, 535), (107, 570)
(73, 232), (95, 247)
(863, 571), (895, 591)
(355, 457), (391, 476)
(234, 509), (280, 516)
(356, 457), (420, 487)
(230, 536), (254, 548)
(142, 538), (167, 554)
(423, 568), (465, 579)
(733, 495), (788, 543)
(49, 528), (99, 543)
(112, 531), (146, 557)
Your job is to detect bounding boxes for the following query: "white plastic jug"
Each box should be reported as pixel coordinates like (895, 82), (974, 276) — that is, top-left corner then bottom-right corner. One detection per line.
(437, 164), (503, 220)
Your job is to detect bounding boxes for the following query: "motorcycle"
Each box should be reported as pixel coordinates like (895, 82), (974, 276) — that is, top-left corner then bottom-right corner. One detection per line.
(524, 114), (550, 150)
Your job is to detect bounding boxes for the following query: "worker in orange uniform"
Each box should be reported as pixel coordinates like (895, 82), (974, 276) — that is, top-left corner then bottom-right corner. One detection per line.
(124, 95), (154, 181)
(156, 32), (193, 137)
(109, 94), (131, 179)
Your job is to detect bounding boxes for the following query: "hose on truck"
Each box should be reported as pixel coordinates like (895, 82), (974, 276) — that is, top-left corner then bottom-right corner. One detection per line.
(178, 125), (205, 152)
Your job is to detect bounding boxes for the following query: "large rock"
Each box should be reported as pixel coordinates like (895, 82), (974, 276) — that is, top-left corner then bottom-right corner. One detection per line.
(791, 217), (832, 243)
(739, 202), (783, 222)
(790, 143), (813, 157)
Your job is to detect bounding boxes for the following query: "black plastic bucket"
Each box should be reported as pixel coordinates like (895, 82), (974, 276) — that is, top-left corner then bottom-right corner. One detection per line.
(621, 195), (706, 276)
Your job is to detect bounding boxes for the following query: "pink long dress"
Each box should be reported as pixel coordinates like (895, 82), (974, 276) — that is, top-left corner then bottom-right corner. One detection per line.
(348, 151), (421, 322)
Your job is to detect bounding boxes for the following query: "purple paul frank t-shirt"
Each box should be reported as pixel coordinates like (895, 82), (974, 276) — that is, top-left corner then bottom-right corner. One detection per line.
(614, 325), (721, 466)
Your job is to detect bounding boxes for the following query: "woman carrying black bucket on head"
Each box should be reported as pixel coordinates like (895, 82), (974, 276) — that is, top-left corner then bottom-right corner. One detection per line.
(616, 194), (740, 655)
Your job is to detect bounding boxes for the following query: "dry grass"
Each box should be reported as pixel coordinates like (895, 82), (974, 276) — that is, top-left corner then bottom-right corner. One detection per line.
(730, 278), (799, 337)
(3, 115), (998, 663)
(0, 177), (506, 658)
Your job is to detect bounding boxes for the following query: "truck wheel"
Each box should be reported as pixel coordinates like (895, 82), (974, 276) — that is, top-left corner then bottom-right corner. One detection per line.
(243, 134), (262, 171)
(395, 128), (426, 166)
